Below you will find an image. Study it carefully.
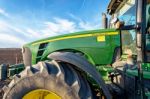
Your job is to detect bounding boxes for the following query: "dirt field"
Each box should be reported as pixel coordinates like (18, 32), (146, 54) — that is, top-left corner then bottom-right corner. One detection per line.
(0, 79), (10, 99)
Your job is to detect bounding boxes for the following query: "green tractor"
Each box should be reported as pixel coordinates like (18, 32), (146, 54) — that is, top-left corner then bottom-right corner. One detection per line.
(2, 0), (150, 99)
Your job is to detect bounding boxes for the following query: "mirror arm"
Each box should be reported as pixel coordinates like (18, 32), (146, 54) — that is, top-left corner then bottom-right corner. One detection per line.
(116, 25), (138, 30)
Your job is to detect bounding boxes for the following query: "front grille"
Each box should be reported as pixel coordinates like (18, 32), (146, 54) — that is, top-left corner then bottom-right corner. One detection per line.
(36, 43), (48, 63)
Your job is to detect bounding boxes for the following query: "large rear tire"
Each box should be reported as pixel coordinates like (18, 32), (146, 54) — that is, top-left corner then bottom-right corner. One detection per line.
(3, 60), (94, 99)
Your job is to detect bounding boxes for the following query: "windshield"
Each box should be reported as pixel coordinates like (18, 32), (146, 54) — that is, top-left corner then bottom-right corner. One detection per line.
(118, 0), (136, 25)
(118, 0), (136, 55)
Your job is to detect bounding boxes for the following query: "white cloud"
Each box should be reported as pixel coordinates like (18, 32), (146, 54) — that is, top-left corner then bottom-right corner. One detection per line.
(68, 13), (100, 30)
(0, 21), (29, 47)
(0, 33), (26, 48)
(0, 16), (100, 48)
(79, 21), (99, 30)
(0, 33), (25, 44)
(44, 18), (76, 34)
(37, 17), (78, 38)
(0, 20), (30, 38)
(26, 28), (41, 38)
(55, 17), (76, 32)
(68, 13), (82, 22)
(42, 17), (100, 37)
(0, 8), (9, 17)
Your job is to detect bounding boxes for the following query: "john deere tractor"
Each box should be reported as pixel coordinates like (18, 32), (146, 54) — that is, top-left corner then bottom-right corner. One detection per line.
(2, 0), (150, 99)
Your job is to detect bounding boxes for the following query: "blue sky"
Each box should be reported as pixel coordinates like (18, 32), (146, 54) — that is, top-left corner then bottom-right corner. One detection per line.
(0, 0), (109, 48)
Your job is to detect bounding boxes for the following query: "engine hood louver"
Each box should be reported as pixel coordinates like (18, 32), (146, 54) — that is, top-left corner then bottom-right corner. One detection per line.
(36, 43), (48, 63)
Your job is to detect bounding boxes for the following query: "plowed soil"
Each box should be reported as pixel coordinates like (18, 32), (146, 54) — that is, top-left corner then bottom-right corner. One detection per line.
(0, 79), (10, 99)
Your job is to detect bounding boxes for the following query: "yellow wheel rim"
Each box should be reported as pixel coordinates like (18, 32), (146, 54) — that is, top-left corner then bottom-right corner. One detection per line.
(23, 89), (61, 99)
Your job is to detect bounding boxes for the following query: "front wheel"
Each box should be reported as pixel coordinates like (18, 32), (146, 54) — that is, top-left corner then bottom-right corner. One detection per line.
(3, 61), (94, 99)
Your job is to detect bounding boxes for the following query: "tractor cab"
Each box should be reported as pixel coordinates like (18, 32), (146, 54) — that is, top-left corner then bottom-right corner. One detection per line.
(107, 0), (150, 98)
(108, 0), (137, 68)
(108, 0), (150, 63)
(106, 0), (137, 73)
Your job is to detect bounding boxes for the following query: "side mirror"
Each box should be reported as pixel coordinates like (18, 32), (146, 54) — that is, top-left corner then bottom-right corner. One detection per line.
(110, 17), (118, 24)
(115, 21), (125, 29)
(110, 17), (125, 29)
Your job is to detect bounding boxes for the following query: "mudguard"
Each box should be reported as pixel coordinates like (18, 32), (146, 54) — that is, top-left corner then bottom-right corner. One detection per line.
(48, 52), (112, 99)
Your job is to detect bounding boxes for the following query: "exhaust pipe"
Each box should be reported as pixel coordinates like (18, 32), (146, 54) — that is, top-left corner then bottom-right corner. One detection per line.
(102, 13), (108, 29)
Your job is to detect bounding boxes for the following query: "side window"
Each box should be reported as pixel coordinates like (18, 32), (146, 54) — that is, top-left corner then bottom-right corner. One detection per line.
(121, 30), (136, 55)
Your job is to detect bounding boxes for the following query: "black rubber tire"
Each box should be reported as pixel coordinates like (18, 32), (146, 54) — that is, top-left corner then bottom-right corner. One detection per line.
(3, 60), (94, 99)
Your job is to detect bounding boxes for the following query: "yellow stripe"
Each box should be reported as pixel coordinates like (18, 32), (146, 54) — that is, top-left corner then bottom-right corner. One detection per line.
(32, 32), (118, 45)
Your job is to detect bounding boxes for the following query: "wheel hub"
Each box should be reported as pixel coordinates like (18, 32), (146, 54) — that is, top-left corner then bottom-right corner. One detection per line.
(23, 89), (61, 99)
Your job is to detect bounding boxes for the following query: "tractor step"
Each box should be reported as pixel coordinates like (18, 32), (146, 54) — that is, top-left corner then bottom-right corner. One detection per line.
(107, 83), (125, 99)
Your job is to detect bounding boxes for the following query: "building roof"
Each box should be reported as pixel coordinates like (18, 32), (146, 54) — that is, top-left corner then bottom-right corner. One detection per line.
(0, 48), (21, 51)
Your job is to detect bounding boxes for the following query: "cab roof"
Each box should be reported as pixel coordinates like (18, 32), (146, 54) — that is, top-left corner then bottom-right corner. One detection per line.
(107, 0), (123, 15)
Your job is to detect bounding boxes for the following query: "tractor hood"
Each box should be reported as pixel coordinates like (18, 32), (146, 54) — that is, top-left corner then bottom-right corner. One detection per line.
(22, 29), (118, 65)
(24, 29), (116, 47)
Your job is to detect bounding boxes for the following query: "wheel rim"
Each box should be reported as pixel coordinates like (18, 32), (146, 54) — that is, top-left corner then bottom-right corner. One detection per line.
(23, 89), (61, 99)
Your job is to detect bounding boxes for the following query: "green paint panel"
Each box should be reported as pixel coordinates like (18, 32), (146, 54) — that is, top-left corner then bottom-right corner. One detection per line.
(126, 63), (150, 79)
(24, 29), (120, 65)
